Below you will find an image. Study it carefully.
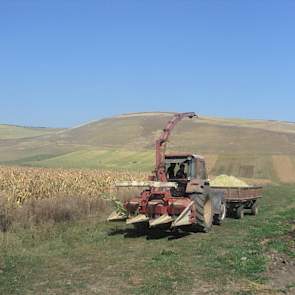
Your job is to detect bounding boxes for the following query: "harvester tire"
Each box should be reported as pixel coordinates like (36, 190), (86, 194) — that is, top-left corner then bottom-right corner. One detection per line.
(192, 193), (213, 232)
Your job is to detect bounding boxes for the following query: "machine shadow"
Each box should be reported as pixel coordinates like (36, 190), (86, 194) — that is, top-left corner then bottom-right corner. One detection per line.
(107, 226), (196, 240)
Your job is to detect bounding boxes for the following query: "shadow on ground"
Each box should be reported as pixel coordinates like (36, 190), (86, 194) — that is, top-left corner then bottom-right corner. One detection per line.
(107, 226), (202, 240)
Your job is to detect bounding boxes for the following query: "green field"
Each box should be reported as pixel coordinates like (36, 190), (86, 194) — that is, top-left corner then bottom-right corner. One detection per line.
(28, 148), (154, 171)
(1, 185), (294, 295)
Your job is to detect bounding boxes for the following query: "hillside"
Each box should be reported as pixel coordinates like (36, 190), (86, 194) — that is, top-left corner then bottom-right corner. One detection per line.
(1, 112), (295, 182)
(0, 124), (63, 139)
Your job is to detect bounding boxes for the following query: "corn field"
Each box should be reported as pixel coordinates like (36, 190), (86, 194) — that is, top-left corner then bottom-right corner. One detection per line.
(0, 166), (147, 204)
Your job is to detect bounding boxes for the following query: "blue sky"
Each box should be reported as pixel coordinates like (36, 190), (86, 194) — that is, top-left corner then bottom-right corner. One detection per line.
(0, 0), (295, 127)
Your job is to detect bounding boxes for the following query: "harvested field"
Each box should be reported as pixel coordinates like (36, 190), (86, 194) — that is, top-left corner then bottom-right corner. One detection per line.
(272, 155), (295, 183)
(211, 154), (276, 181)
(203, 154), (218, 174)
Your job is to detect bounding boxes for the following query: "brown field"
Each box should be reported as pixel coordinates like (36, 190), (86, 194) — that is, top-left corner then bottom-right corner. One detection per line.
(272, 155), (295, 183)
(203, 154), (218, 174)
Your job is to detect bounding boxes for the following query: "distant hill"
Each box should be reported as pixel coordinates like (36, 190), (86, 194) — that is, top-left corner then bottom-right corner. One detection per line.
(0, 124), (63, 139)
(1, 112), (295, 183)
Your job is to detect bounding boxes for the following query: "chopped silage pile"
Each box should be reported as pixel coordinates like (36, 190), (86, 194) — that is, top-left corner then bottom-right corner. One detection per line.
(211, 175), (249, 187)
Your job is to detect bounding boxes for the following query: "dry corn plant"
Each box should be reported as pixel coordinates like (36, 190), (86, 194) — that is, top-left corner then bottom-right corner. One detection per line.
(0, 166), (148, 229)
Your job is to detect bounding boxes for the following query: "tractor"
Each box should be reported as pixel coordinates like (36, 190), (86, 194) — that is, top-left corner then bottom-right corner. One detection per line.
(108, 112), (226, 232)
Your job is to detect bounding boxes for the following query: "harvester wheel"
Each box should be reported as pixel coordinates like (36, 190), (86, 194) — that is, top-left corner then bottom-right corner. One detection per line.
(192, 193), (213, 232)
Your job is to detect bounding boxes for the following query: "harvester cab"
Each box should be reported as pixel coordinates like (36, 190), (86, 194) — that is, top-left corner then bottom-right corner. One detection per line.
(108, 112), (226, 233)
(165, 154), (208, 194)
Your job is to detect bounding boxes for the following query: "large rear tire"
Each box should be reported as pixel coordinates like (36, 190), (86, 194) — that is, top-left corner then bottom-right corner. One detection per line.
(192, 193), (213, 232)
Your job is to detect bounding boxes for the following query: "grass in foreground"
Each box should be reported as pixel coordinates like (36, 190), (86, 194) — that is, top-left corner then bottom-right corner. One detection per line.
(0, 185), (294, 295)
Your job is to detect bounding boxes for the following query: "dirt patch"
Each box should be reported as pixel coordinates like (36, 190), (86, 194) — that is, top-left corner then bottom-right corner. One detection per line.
(190, 282), (216, 295)
(263, 221), (295, 294)
(265, 251), (295, 293)
(272, 155), (295, 183)
(191, 279), (280, 295)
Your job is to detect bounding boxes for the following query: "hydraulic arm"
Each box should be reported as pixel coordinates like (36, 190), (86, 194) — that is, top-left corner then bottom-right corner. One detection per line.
(155, 112), (197, 181)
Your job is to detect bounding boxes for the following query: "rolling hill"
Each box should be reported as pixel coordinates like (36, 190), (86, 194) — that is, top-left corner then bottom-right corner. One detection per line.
(0, 124), (63, 139)
(1, 112), (295, 183)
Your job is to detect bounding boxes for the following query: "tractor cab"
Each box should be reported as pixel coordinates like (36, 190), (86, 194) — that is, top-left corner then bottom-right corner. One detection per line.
(165, 153), (208, 195)
(165, 153), (207, 180)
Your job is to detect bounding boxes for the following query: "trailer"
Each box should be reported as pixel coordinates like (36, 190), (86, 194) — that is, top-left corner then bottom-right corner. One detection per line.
(211, 186), (263, 219)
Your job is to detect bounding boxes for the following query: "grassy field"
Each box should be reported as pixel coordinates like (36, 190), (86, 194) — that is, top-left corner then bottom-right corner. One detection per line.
(28, 149), (155, 171)
(0, 185), (294, 295)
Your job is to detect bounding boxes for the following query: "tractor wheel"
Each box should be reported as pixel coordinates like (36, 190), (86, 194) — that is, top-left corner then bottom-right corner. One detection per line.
(251, 203), (258, 216)
(213, 202), (226, 225)
(192, 193), (213, 232)
(236, 206), (244, 219)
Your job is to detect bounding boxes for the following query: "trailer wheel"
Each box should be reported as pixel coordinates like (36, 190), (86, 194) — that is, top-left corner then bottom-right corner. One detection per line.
(213, 202), (226, 225)
(192, 193), (213, 232)
(251, 203), (258, 216)
(236, 206), (244, 219)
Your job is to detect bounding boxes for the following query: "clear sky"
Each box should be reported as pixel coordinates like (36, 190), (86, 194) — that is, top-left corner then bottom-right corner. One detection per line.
(0, 0), (295, 127)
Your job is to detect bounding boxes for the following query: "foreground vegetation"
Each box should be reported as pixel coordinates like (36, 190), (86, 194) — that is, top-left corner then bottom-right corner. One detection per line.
(0, 182), (294, 294)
